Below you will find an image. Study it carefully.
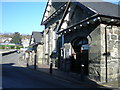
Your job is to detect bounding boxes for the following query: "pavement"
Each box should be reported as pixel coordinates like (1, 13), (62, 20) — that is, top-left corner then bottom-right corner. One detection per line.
(37, 65), (120, 89)
(100, 81), (120, 89)
(19, 54), (120, 89)
(25, 64), (109, 88)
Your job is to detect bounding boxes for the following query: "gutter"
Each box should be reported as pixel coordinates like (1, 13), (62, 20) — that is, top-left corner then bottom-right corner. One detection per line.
(57, 14), (120, 34)
(57, 14), (98, 34)
(41, 2), (68, 25)
(41, 0), (50, 25)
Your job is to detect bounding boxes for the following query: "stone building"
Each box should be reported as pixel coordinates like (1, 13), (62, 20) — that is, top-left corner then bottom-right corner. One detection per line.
(41, 1), (65, 66)
(41, 0), (120, 83)
(28, 32), (43, 69)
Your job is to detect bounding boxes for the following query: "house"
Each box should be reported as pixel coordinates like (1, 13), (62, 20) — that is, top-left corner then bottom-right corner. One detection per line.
(21, 38), (30, 48)
(41, 0), (120, 83)
(0, 36), (12, 43)
(27, 32), (43, 69)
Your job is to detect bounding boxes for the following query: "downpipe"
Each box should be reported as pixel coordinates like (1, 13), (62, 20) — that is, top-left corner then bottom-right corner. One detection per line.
(104, 25), (111, 83)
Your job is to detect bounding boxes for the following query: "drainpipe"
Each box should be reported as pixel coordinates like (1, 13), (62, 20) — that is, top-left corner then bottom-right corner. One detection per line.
(105, 25), (108, 83)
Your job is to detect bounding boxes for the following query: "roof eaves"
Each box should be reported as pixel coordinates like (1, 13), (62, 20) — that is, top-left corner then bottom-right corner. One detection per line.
(57, 14), (98, 34)
(41, 0), (49, 25)
(57, 14), (120, 34)
(41, 2), (67, 25)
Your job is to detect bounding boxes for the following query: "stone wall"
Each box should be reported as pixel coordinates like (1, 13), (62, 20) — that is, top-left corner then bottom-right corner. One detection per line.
(100, 24), (120, 83)
(37, 45), (43, 64)
(43, 23), (60, 65)
(88, 25), (101, 82)
(42, 1), (68, 66)
(27, 50), (35, 69)
(26, 45), (44, 68)
(63, 22), (104, 82)
(43, 28), (49, 65)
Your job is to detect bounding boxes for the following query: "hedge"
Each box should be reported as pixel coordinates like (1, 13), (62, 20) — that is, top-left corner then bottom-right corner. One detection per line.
(0, 45), (23, 49)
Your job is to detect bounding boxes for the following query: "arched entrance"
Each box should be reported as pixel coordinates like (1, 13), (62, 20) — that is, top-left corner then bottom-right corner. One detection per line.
(71, 37), (89, 75)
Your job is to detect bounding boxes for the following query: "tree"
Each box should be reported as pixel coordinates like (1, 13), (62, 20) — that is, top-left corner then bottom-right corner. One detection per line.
(10, 32), (22, 44)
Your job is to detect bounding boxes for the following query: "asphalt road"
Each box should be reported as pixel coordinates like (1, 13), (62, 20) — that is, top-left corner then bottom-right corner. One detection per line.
(2, 52), (84, 88)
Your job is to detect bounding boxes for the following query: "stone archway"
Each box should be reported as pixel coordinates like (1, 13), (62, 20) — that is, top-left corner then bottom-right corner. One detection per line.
(71, 37), (89, 75)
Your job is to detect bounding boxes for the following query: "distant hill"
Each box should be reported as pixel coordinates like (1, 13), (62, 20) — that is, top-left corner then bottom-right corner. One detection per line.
(0, 33), (31, 39)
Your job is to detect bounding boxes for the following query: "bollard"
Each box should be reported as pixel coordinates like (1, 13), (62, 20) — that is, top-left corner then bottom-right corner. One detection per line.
(34, 54), (37, 70)
(50, 61), (53, 74)
(26, 58), (29, 67)
(80, 64), (84, 81)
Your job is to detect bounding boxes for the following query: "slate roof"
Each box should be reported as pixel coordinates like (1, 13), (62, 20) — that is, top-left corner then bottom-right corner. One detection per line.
(32, 32), (43, 43)
(76, 1), (120, 17)
(41, 0), (120, 25)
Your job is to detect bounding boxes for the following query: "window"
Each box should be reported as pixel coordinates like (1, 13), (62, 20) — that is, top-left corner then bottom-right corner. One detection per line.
(45, 34), (48, 53)
(52, 28), (58, 52)
(62, 35), (64, 47)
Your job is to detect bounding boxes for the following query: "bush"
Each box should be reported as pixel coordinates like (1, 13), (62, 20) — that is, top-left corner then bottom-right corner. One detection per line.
(0, 45), (6, 49)
(16, 45), (23, 49)
(0, 45), (23, 49)
(10, 45), (15, 49)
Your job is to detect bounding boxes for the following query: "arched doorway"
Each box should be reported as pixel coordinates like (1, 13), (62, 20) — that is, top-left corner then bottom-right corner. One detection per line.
(71, 37), (89, 75)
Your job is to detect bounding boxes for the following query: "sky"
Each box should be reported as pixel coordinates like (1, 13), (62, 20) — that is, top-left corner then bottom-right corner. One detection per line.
(0, 0), (119, 35)
(2, 2), (47, 35)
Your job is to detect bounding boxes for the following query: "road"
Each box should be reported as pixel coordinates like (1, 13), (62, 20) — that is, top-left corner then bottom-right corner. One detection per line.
(2, 52), (84, 88)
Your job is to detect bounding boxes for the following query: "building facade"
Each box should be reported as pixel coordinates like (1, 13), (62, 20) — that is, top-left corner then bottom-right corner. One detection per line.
(28, 32), (43, 69)
(41, 1), (65, 66)
(40, 0), (120, 83)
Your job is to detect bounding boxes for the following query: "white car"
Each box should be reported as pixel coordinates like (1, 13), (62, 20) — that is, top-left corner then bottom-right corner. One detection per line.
(17, 50), (20, 53)
(20, 48), (28, 52)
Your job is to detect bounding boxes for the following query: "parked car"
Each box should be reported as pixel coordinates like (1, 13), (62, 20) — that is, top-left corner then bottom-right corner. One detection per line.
(25, 48), (33, 53)
(17, 50), (20, 53)
(20, 48), (28, 52)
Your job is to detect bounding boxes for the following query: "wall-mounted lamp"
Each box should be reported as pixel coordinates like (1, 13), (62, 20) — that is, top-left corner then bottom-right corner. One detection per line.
(80, 24), (83, 27)
(69, 29), (71, 31)
(55, 12), (58, 15)
(87, 22), (90, 24)
(93, 18), (97, 22)
(74, 27), (77, 29)
(61, 7), (64, 10)
(111, 19), (114, 22)
(98, 17), (101, 20)
(58, 10), (61, 12)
